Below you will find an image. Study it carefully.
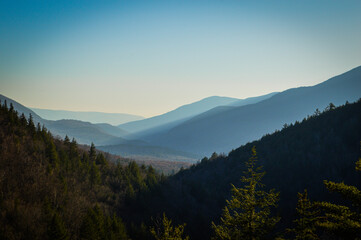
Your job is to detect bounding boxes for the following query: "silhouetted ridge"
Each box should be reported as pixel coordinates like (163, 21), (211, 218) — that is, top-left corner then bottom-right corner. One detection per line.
(126, 99), (361, 240)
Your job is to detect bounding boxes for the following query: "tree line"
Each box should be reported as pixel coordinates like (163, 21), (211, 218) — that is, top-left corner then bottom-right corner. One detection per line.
(0, 99), (360, 239)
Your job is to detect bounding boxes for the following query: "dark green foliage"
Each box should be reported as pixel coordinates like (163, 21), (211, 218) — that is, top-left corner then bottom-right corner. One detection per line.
(212, 147), (280, 240)
(90, 161), (101, 186)
(89, 142), (97, 161)
(0, 102), (160, 240)
(287, 190), (319, 240)
(1, 96), (361, 240)
(96, 153), (107, 166)
(47, 213), (69, 240)
(315, 159), (361, 238)
(150, 213), (189, 240)
(80, 205), (128, 240)
(127, 100), (361, 240)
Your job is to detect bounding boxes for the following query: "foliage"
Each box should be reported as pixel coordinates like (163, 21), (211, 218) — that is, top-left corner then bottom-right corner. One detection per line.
(1, 98), (361, 240)
(315, 159), (361, 239)
(150, 213), (189, 240)
(287, 189), (319, 240)
(212, 146), (280, 240)
(47, 213), (69, 240)
(127, 100), (361, 240)
(80, 205), (128, 240)
(0, 101), (162, 239)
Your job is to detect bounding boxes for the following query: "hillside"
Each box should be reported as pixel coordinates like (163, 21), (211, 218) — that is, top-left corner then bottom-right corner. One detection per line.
(31, 108), (144, 125)
(127, 99), (361, 240)
(98, 143), (198, 163)
(0, 100), (163, 239)
(141, 66), (361, 156)
(0, 94), (197, 162)
(45, 119), (126, 145)
(0, 94), (125, 145)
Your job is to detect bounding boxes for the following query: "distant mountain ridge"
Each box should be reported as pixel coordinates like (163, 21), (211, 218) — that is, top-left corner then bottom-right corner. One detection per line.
(31, 108), (144, 125)
(138, 66), (361, 156)
(119, 96), (240, 134)
(0, 94), (125, 145)
(120, 93), (278, 137)
(0, 94), (198, 162)
(2, 65), (360, 160)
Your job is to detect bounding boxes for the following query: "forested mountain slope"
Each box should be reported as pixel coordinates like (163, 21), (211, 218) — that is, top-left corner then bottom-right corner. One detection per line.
(0, 101), (162, 239)
(128, 99), (361, 240)
(0, 94), (125, 145)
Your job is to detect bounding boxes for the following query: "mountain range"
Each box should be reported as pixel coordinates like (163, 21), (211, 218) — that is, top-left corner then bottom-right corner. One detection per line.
(131, 66), (361, 156)
(1, 65), (360, 161)
(31, 108), (144, 125)
(0, 94), (198, 162)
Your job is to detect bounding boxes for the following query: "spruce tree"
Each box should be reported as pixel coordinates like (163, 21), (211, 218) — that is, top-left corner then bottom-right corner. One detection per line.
(315, 157), (361, 238)
(47, 213), (69, 240)
(89, 142), (97, 161)
(288, 189), (319, 240)
(212, 146), (280, 240)
(90, 161), (101, 187)
(150, 213), (189, 240)
(96, 153), (107, 166)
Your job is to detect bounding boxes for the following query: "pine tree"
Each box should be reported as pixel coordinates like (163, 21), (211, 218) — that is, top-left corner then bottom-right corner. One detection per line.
(47, 213), (69, 240)
(64, 135), (70, 145)
(212, 146), (280, 240)
(27, 113), (36, 136)
(80, 208), (98, 240)
(150, 213), (189, 240)
(96, 153), (107, 166)
(46, 139), (59, 169)
(89, 143), (97, 161)
(90, 161), (101, 187)
(288, 189), (319, 240)
(315, 157), (361, 238)
(107, 214), (128, 240)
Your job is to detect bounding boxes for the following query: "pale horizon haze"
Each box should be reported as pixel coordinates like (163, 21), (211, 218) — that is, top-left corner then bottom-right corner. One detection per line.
(1, 1), (361, 117)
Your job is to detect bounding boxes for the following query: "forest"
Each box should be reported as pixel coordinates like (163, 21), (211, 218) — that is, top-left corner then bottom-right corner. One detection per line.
(0, 99), (360, 240)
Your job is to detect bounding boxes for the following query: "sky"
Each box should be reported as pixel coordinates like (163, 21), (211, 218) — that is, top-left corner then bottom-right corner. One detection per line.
(1, 0), (361, 117)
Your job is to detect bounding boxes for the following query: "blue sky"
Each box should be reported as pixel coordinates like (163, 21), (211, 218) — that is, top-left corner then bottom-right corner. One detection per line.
(1, 0), (361, 117)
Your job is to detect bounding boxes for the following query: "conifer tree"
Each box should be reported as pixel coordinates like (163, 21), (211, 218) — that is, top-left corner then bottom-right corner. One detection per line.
(27, 113), (36, 136)
(212, 146), (280, 240)
(150, 213), (189, 240)
(89, 142), (97, 161)
(90, 161), (101, 187)
(288, 189), (319, 240)
(64, 135), (70, 145)
(96, 153), (107, 166)
(315, 156), (361, 238)
(47, 213), (69, 240)
(46, 139), (59, 169)
(80, 208), (99, 240)
(107, 214), (128, 240)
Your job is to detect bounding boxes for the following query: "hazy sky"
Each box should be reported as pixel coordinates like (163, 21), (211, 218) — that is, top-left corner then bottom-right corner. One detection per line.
(1, 0), (361, 117)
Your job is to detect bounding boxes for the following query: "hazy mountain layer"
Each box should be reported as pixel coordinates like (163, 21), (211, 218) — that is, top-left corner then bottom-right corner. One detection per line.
(98, 143), (198, 163)
(0, 94), (197, 161)
(140, 66), (361, 156)
(31, 108), (144, 125)
(119, 96), (240, 133)
(124, 93), (278, 140)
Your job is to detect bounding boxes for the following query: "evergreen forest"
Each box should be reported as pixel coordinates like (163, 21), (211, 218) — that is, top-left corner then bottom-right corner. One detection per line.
(0, 99), (360, 239)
